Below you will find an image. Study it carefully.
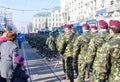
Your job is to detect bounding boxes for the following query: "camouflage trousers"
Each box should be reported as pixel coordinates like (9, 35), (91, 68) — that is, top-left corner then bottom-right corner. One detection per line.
(108, 74), (120, 82)
(89, 71), (99, 82)
(77, 62), (87, 82)
(65, 56), (74, 79)
(89, 70), (108, 82)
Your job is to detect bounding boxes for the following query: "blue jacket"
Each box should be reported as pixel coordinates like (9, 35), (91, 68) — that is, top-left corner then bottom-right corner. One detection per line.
(17, 34), (24, 42)
(13, 64), (28, 82)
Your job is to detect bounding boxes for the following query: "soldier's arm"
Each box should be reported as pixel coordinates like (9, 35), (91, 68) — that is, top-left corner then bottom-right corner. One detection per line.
(97, 43), (110, 80)
(46, 38), (49, 45)
(73, 36), (81, 65)
(57, 36), (66, 55)
(87, 39), (97, 71)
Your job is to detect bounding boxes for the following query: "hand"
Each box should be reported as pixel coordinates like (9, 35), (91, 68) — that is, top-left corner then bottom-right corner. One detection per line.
(85, 70), (89, 79)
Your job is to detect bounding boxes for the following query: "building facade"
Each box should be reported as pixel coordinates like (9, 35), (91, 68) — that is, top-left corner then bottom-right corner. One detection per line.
(33, 7), (62, 32)
(60, 0), (120, 24)
(0, 7), (13, 30)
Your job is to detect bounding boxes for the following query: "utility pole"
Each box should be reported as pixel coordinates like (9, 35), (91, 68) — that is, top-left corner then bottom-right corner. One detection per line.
(43, 8), (49, 30)
(4, 8), (7, 29)
(66, 0), (69, 24)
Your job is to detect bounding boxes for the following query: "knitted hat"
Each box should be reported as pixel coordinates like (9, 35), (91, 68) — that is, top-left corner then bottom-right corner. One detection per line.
(14, 54), (24, 65)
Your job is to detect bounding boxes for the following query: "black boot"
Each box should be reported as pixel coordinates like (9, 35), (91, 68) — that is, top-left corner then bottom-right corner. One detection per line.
(99, 79), (106, 82)
(70, 78), (74, 82)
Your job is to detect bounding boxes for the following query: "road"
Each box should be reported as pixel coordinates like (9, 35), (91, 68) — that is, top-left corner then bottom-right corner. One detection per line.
(20, 41), (65, 82)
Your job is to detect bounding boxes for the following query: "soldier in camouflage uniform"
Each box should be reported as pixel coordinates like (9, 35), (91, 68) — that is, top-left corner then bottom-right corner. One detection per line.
(46, 32), (57, 60)
(90, 25), (98, 33)
(87, 20), (112, 82)
(57, 24), (75, 82)
(97, 20), (120, 82)
(71, 27), (80, 78)
(73, 23), (92, 82)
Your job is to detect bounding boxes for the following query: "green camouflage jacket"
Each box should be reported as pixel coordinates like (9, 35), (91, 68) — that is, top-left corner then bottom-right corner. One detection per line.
(73, 31), (92, 65)
(57, 32), (73, 56)
(64, 32), (79, 57)
(87, 31), (111, 66)
(46, 35), (56, 51)
(98, 34), (120, 81)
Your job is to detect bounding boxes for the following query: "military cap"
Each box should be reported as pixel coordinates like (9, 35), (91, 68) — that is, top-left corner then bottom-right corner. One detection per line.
(109, 20), (120, 27)
(99, 20), (108, 28)
(91, 25), (97, 29)
(71, 28), (76, 31)
(82, 24), (89, 27)
(64, 24), (71, 29)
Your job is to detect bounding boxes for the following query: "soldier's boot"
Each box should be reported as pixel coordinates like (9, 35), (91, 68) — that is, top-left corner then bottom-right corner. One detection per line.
(99, 79), (106, 82)
(70, 78), (74, 82)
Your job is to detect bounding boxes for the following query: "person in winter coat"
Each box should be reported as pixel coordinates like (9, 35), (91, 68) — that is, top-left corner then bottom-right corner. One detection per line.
(17, 33), (24, 49)
(0, 31), (7, 82)
(13, 54), (29, 82)
(0, 31), (18, 82)
(0, 32), (7, 43)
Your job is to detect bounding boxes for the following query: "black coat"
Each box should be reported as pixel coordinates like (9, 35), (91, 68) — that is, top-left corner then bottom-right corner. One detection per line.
(13, 65), (28, 82)
(0, 76), (6, 82)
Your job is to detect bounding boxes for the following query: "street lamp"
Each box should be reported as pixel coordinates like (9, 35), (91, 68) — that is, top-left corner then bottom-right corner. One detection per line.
(4, 8), (7, 29)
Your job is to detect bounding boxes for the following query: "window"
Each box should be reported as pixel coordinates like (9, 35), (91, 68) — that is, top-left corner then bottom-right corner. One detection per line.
(35, 24), (37, 27)
(59, 23), (61, 26)
(111, 1), (114, 5)
(42, 19), (44, 21)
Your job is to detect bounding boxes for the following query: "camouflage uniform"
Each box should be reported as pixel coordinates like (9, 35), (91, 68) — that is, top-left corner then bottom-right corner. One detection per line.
(57, 31), (75, 80)
(87, 31), (112, 82)
(64, 32), (80, 80)
(46, 33), (57, 59)
(57, 33), (72, 72)
(98, 34), (120, 82)
(73, 30), (92, 82)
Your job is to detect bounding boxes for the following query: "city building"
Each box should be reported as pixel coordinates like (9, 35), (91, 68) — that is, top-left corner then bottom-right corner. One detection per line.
(0, 7), (13, 30)
(60, 0), (120, 24)
(96, 0), (120, 21)
(33, 7), (62, 32)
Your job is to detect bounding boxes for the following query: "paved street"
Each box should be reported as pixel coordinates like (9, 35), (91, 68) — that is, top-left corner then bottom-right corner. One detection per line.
(20, 41), (65, 82)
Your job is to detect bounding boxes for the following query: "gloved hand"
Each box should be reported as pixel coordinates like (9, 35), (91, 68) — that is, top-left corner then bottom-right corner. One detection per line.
(99, 79), (106, 82)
